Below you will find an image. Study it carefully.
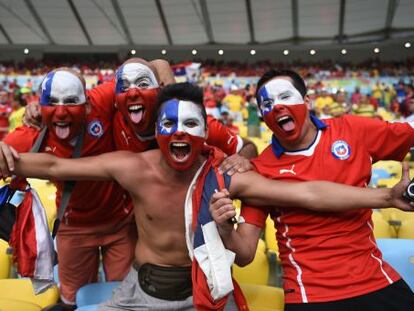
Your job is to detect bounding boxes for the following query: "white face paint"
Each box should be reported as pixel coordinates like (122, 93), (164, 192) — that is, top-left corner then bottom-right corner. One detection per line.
(258, 78), (304, 113)
(158, 100), (206, 138)
(41, 71), (86, 105)
(120, 63), (159, 90)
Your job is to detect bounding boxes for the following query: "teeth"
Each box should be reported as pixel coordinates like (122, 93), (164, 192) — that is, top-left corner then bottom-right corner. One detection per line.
(55, 122), (68, 127)
(172, 142), (188, 147)
(278, 116), (290, 122)
(128, 105), (143, 112)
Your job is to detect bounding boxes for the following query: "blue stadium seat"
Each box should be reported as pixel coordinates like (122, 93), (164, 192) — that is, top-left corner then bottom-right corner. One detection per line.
(75, 281), (120, 308)
(370, 168), (392, 186)
(76, 305), (99, 311)
(376, 239), (414, 291)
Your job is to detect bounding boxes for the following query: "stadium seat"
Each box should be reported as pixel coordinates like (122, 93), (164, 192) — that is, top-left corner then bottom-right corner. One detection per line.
(370, 168), (391, 186)
(0, 279), (59, 308)
(0, 239), (11, 279)
(0, 298), (42, 311)
(376, 239), (414, 291)
(76, 281), (120, 307)
(371, 211), (394, 238)
(76, 305), (99, 311)
(233, 239), (269, 286)
(240, 283), (284, 311)
(376, 177), (399, 188)
(398, 219), (414, 239)
(264, 216), (279, 259)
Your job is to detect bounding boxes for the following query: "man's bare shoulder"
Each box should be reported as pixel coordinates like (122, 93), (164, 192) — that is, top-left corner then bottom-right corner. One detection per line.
(110, 149), (162, 170)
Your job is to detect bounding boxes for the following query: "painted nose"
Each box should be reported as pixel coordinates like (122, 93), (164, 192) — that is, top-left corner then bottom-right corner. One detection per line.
(126, 88), (141, 101)
(54, 105), (68, 119)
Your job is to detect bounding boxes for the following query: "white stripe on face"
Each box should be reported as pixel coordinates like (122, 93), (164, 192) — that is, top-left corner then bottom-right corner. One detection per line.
(50, 71), (86, 104)
(259, 79), (304, 111)
(177, 100), (206, 137)
(121, 63), (159, 89)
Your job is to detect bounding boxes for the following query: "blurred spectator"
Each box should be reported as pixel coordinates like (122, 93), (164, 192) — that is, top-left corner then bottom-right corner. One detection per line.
(219, 110), (239, 135)
(222, 84), (245, 122)
(351, 86), (362, 104)
(9, 87), (29, 132)
(0, 88), (12, 140)
(246, 95), (261, 138)
(353, 94), (376, 118)
(204, 86), (220, 119)
(314, 88), (334, 115)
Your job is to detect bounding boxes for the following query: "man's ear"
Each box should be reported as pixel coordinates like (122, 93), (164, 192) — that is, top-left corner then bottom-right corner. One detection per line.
(304, 95), (311, 110)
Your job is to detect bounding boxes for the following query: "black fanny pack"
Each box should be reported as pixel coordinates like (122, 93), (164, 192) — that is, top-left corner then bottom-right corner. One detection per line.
(136, 263), (192, 301)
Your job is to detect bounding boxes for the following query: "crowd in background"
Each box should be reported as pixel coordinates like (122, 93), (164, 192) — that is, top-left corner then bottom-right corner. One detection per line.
(1, 57), (414, 142)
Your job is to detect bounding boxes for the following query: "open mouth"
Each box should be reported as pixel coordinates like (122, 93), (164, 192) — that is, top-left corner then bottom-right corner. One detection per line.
(169, 142), (191, 162)
(277, 115), (295, 132)
(53, 122), (71, 139)
(128, 104), (144, 124)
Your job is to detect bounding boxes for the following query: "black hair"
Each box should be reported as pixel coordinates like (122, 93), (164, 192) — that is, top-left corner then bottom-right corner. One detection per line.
(157, 82), (207, 126)
(255, 69), (307, 100)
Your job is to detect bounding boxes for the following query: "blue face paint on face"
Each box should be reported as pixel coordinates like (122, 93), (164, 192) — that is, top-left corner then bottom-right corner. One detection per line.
(157, 99), (179, 135)
(40, 72), (56, 106)
(115, 65), (124, 94)
(257, 86), (272, 116)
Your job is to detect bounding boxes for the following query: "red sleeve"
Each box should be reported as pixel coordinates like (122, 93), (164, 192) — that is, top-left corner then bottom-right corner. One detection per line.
(86, 81), (116, 116)
(240, 203), (268, 229)
(206, 116), (243, 155)
(3, 126), (39, 152)
(345, 115), (414, 162)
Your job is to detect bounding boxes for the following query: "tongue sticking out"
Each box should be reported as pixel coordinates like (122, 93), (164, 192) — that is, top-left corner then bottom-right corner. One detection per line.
(281, 120), (295, 132)
(130, 110), (143, 124)
(55, 125), (70, 139)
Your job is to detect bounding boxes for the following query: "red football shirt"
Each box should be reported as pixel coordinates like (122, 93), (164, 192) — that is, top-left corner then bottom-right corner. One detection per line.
(241, 115), (414, 303)
(4, 82), (132, 226)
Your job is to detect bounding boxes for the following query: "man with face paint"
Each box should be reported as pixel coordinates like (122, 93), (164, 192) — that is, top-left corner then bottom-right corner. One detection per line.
(2, 82), (414, 311)
(2, 68), (137, 309)
(211, 69), (414, 311)
(112, 58), (257, 165)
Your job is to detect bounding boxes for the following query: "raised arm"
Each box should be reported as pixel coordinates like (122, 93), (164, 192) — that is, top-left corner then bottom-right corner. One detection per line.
(12, 150), (132, 182)
(230, 167), (413, 212)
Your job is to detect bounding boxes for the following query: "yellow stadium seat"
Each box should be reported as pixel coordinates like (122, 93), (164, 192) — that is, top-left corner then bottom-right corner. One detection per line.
(377, 178), (399, 188)
(264, 217), (279, 259)
(233, 239), (269, 286)
(0, 240), (11, 279)
(0, 279), (59, 308)
(398, 219), (414, 239)
(240, 283), (284, 311)
(372, 211), (394, 238)
(0, 298), (41, 311)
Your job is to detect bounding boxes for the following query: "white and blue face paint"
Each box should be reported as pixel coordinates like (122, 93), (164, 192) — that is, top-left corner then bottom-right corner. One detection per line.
(157, 99), (206, 137)
(115, 62), (158, 94)
(257, 79), (304, 115)
(40, 71), (86, 106)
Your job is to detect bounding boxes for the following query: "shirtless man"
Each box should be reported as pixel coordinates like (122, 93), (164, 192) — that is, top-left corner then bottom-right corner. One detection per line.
(1, 83), (413, 311)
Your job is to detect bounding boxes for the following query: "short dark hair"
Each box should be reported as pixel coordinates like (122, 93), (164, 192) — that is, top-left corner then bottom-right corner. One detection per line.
(256, 69), (307, 100)
(157, 82), (207, 126)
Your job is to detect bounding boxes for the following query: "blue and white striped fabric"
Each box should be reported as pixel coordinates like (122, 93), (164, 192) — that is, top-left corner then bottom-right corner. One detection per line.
(185, 163), (236, 300)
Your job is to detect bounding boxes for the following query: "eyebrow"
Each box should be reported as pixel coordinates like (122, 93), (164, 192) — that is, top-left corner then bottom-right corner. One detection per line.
(63, 96), (80, 103)
(279, 91), (292, 97)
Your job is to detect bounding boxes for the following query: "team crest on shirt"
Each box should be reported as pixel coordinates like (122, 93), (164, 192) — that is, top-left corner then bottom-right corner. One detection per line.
(331, 140), (351, 160)
(87, 120), (104, 138)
